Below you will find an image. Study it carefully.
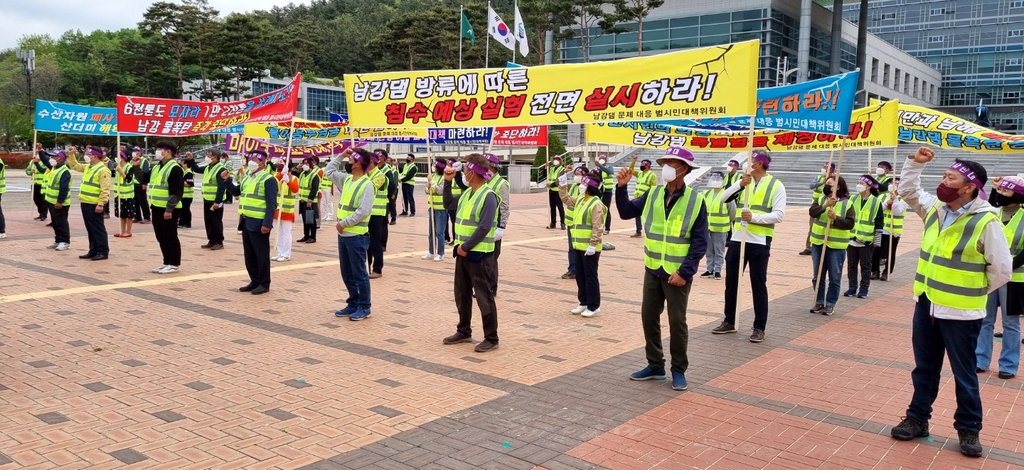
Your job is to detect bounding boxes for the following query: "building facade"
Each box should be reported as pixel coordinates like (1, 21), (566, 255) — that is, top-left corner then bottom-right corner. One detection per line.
(842, 0), (1024, 132)
(560, 0), (940, 106)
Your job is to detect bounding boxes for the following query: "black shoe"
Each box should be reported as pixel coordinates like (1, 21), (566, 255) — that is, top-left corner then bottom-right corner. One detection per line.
(201, 243), (213, 249)
(995, 331), (1003, 338)
(714, 272), (722, 280)
(45, 222), (53, 227)
(880, 272), (889, 281)
(977, 367), (987, 373)
(843, 288), (856, 297)
(998, 371), (1015, 379)
(700, 271), (713, 279)
(33, 216), (43, 221)
(559, 224), (565, 230)
(251, 286), (269, 295)
(870, 273), (880, 280)
(305, 239), (316, 244)
(822, 305), (834, 316)
(749, 329), (765, 343)
(957, 429), (983, 457)
(474, 340), (499, 352)
(810, 303), (825, 314)
(78, 253), (96, 259)
(297, 237), (309, 243)
(546, 225), (555, 230)
(799, 248), (812, 256)
(389, 221), (396, 225)
(711, 322), (736, 334)
(443, 332), (472, 345)
(399, 212), (408, 216)
(90, 254), (108, 261)
(560, 271), (575, 279)
(890, 416), (929, 441)
(410, 213), (415, 217)
(209, 243), (224, 251)
(238, 283), (257, 292)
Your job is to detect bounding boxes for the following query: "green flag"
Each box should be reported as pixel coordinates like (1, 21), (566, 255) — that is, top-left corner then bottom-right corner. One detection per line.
(461, 11), (477, 46)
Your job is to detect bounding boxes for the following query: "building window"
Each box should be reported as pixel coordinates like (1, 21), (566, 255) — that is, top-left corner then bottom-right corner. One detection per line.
(928, 36), (944, 43)
(894, 68), (901, 91)
(913, 77), (919, 98)
(883, 64), (891, 88)
(870, 58), (879, 83)
(1010, 30), (1024, 38)
(1013, 1), (1024, 9)
(930, 8), (946, 15)
(880, 13), (897, 20)
(1005, 92), (1021, 99)
(1008, 58), (1023, 66)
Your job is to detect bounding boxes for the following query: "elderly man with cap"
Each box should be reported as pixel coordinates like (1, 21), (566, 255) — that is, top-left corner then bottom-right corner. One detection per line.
(149, 141), (185, 274)
(712, 149), (787, 343)
(66, 146), (112, 260)
(185, 149), (227, 249)
(40, 149), (73, 251)
(442, 153), (501, 352)
(890, 147), (1011, 458)
(616, 146), (708, 391)
(400, 153), (418, 217)
(423, 158), (449, 261)
(383, 154), (400, 226)
(366, 150), (390, 278)
(801, 162), (836, 256)
(297, 157), (321, 244)
(844, 174), (883, 299)
(483, 153), (511, 296)
(444, 159), (468, 244)
(327, 148), (377, 321)
(631, 159), (656, 238)
(222, 150), (277, 295)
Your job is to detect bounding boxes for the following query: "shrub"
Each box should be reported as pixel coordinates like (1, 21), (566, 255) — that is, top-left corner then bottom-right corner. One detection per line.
(0, 153), (34, 170)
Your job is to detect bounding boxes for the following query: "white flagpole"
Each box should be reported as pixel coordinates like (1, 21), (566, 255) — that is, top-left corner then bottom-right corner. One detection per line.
(485, 2), (491, 68)
(459, 5), (464, 70)
(274, 119), (297, 251)
(512, 1), (517, 65)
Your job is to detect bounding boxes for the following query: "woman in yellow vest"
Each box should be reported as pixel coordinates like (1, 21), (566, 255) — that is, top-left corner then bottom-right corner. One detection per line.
(558, 168), (606, 318)
(844, 175), (883, 298)
(976, 176), (1024, 379)
(422, 159), (449, 261)
(700, 171), (733, 280)
(326, 148), (376, 321)
(873, 176), (907, 281)
(272, 163), (301, 262)
(802, 162), (835, 256)
(559, 166), (588, 280)
(113, 151), (141, 238)
(808, 176), (855, 315)
(890, 148), (1011, 457)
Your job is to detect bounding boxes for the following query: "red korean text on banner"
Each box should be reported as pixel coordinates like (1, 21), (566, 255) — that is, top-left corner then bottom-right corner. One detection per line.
(116, 74), (301, 136)
(490, 126), (548, 146)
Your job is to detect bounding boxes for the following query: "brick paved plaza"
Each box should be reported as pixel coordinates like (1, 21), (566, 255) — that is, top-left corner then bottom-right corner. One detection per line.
(2, 180), (1023, 469)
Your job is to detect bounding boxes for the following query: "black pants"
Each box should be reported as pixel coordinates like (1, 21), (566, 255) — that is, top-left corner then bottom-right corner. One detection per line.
(32, 185), (47, 219)
(723, 239), (772, 332)
(151, 206), (181, 266)
(0, 193), (5, 233)
(48, 203), (70, 244)
(489, 240), (502, 296)
(301, 202), (318, 241)
(642, 272), (692, 374)
(203, 201), (224, 244)
(573, 250), (601, 310)
(402, 184), (416, 215)
(548, 190), (564, 227)
(847, 244), (874, 292)
(382, 211), (390, 250)
(601, 191), (613, 231)
(446, 209), (456, 242)
(872, 235), (901, 275)
(178, 197), (193, 227)
(455, 255), (498, 342)
(80, 203), (108, 256)
(134, 185), (151, 221)
(368, 215), (386, 273)
(242, 220), (271, 288)
(103, 202), (109, 217)
(387, 196), (398, 224)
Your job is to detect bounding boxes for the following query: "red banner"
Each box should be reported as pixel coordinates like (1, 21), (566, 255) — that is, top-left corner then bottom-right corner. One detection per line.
(491, 126), (547, 146)
(116, 74), (301, 136)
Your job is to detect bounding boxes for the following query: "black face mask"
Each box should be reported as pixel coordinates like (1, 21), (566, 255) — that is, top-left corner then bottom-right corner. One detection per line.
(344, 163), (354, 173)
(823, 185), (833, 196)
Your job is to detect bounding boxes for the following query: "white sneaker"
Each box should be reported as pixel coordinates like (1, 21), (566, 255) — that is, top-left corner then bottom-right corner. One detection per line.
(582, 308), (602, 318)
(276, 256), (290, 262)
(270, 255), (280, 261)
(237, 230), (243, 235)
(157, 265), (179, 274)
(152, 265), (168, 273)
(570, 305), (587, 315)
(433, 254), (443, 261)
(46, 242), (59, 249)
(55, 243), (70, 251)
(421, 253), (434, 260)
(0, 233), (7, 239)
(323, 216), (334, 221)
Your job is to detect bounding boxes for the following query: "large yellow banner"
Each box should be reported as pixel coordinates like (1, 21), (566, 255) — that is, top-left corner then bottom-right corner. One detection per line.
(587, 100), (899, 152)
(895, 103), (1024, 152)
(243, 119), (426, 141)
(343, 40), (759, 127)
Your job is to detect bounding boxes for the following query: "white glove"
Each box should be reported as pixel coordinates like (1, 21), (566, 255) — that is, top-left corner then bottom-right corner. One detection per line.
(585, 245), (596, 256)
(495, 228), (504, 240)
(557, 173), (568, 186)
(281, 173), (291, 183)
(452, 162), (463, 171)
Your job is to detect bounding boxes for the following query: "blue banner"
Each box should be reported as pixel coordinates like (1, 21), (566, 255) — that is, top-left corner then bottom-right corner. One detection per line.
(329, 112), (493, 145)
(35, 99), (243, 136)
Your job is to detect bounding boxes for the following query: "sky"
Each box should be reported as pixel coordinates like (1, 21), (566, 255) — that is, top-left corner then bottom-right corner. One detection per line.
(1, 0), (309, 50)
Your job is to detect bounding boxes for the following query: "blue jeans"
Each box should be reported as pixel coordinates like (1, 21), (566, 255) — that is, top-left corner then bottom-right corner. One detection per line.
(566, 226), (576, 274)
(338, 234), (371, 310)
(811, 244), (846, 307)
(908, 294), (984, 432)
(976, 285), (1021, 374)
(428, 208), (446, 256)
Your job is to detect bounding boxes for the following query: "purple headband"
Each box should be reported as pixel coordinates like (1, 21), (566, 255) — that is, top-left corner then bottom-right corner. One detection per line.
(580, 176), (601, 189)
(664, 147), (695, 161)
(859, 175), (878, 189)
(484, 153), (501, 165)
(751, 152), (770, 170)
(119, 151), (128, 159)
(87, 147), (104, 158)
(574, 167), (586, 176)
(727, 160), (740, 168)
(999, 179), (1024, 196)
(435, 160), (447, 170)
(950, 162), (988, 200)
(372, 150), (385, 164)
(53, 151), (67, 160)
(245, 151), (267, 161)
(464, 161), (492, 180)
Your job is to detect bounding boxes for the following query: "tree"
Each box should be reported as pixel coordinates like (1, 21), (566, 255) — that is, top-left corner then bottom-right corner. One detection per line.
(533, 131), (566, 182)
(140, 2), (189, 94)
(0, 102), (31, 152)
(551, 0), (625, 63)
(219, 13), (273, 100)
(611, 0), (664, 56)
(367, 6), (464, 71)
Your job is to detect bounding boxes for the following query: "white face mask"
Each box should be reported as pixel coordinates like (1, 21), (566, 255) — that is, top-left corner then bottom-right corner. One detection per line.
(49, 158), (58, 166)
(708, 177), (723, 189)
(598, 159), (606, 165)
(662, 165), (678, 183)
(247, 161), (259, 172)
(856, 183), (867, 193)
(302, 164), (310, 172)
(876, 167), (885, 176)
(552, 160), (561, 167)
(820, 168), (827, 174)
(573, 175), (583, 184)
(204, 157), (212, 165)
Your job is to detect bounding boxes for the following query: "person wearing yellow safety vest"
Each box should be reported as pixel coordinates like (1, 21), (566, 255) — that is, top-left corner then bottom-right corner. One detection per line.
(542, 156), (566, 230)
(112, 150), (140, 238)
(975, 175), (1024, 380)
(558, 168), (606, 318)
(326, 148), (377, 321)
(297, 157), (321, 244)
(724, 159), (741, 189)
(483, 153), (511, 297)
(131, 145), (152, 225)
(596, 154), (615, 235)
(808, 176), (855, 316)
(441, 154), (500, 352)
(875, 160), (894, 192)
(222, 150), (277, 295)
(712, 150), (787, 343)
(400, 153), (417, 217)
(801, 162), (836, 256)
(42, 150), (73, 251)
(176, 152), (197, 229)
(560, 166), (588, 280)
(66, 146), (112, 260)
(630, 159), (656, 238)
(29, 143), (51, 221)
(873, 176), (907, 281)
(616, 146), (708, 392)
(148, 142), (186, 275)
(272, 162), (301, 262)
(384, 155), (400, 226)
(890, 147), (1011, 458)
(0, 155), (6, 239)
(422, 159), (449, 261)
(842, 175), (883, 299)
(185, 149), (227, 249)
(365, 150), (390, 278)
(699, 171), (734, 281)
(444, 158), (468, 245)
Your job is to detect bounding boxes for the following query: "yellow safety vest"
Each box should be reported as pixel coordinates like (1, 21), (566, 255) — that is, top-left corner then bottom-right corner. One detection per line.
(634, 170), (655, 198)
(703, 189), (730, 233)
(811, 174), (825, 204)
(914, 206), (997, 310)
(882, 194), (905, 237)
(116, 162), (135, 199)
(238, 171), (273, 219)
(29, 161), (48, 184)
(428, 174), (445, 210)
(44, 165), (71, 205)
(485, 174), (509, 209)
(78, 163), (109, 204)
(298, 171), (318, 202)
(201, 161), (224, 202)
(0, 161), (6, 194)
(809, 197), (852, 250)
(570, 196), (604, 251)
(369, 167), (387, 216)
(337, 175), (372, 235)
(599, 166), (614, 192)
(148, 160), (182, 209)
(454, 187), (497, 253)
(1003, 207), (1024, 283)
(278, 176), (297, 215)
(851, 193), (880, 242)
(548, 165), (562, 191)
(183, 168), (196, 197)
(732, 174), (781, 237)
(402, 163), (417, 186)
(565, 184), (582, 229)
(643, 185), (701, 274)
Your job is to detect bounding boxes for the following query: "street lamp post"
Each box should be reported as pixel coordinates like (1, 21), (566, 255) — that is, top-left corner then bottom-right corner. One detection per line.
(15, 49), (36, 113)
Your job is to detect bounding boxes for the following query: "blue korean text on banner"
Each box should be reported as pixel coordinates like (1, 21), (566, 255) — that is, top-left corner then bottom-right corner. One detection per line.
(35, 99), (119, 136)
(209, 125), (244, 135)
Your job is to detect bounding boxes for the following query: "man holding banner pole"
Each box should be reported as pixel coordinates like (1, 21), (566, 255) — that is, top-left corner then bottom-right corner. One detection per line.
(29, 143), (50, 222)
